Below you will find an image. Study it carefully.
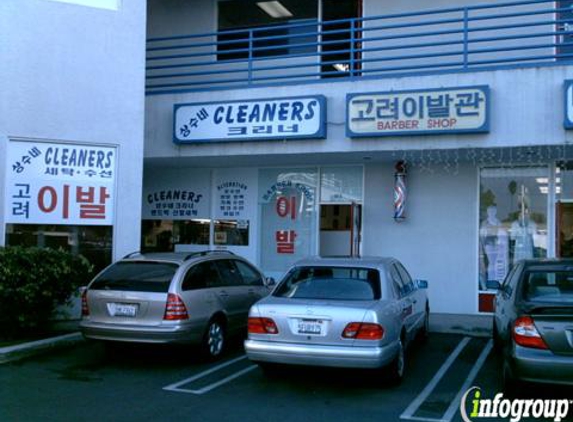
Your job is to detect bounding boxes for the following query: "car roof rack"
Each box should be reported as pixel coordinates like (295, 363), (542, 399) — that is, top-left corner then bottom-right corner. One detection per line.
(183, 250), (235, 261)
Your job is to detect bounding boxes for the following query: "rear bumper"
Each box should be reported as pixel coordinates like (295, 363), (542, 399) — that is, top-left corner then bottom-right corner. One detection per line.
(244, 339), (399, 369)
(79, 320), (205, 344)
(511, 345), (573, 386)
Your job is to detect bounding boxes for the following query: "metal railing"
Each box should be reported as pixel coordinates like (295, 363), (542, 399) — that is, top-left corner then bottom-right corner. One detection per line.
(146, 0), (573, 95)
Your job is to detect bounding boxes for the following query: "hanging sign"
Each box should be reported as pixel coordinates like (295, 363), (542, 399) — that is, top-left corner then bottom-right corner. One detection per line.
(173, 95), (326, 143)
(347, 85), (489, 137)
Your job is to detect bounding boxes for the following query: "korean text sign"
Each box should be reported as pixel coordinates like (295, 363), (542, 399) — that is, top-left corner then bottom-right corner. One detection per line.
(173, 96), (326, 143)
(6, 140), (116, 226)
(564, 80), (573, 129)
(347, 86), (489, 137)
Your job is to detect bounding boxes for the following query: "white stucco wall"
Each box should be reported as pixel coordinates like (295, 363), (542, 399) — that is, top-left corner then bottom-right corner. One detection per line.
(0, 0), (147, 260)
(363, 162), (478, 315)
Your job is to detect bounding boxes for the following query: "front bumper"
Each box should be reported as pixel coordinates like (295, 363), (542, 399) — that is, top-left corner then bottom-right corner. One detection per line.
(244, 339), (400, 369)
(511, 344), (573, 386)
(79, 320), (205, 344)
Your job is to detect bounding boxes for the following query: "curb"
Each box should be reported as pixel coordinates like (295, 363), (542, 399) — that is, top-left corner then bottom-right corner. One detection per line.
(0, 332), (84, 364)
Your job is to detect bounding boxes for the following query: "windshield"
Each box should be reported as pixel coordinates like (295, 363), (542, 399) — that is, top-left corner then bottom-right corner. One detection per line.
(274, 266), (381, 301)
(89, 261), (179, 293)
(522, 270), (573, 303)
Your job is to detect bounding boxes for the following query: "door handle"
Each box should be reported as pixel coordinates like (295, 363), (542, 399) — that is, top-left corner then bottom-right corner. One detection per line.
(218, 290), (229, 298)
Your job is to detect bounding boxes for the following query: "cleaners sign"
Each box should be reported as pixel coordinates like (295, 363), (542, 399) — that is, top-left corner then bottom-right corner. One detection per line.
(173, 95), (326, 143)
(5, 140), (116, 226)
(347, 86), (489, 137)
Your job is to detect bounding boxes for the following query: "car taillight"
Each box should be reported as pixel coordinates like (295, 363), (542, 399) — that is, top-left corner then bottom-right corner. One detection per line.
(342, 322), (384, 340)
(512, 316), (548, 350)
(163, 293), (189, 320)
(81, 290), (89, 317)
(248, 317), (279, 334)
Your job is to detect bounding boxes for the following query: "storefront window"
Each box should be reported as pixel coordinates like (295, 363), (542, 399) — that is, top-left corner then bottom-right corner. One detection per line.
(214, 220), (249, 246)
(141, 219), (210, 252)
(320, 166), (363, 203)
(5, 224), (112, 272)
(259, 168), (318, 275)
(478, 167), (548, 311)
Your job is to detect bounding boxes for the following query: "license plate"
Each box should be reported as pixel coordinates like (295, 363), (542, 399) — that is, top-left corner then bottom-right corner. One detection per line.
(297, 319), (324, 335)
(107, 303), (138, 317)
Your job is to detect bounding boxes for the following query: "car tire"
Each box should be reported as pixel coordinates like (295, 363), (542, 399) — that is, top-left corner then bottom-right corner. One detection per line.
(201, 318), (226, 360)
(386, 338), (405, 386)
(502, 359), (521, 398)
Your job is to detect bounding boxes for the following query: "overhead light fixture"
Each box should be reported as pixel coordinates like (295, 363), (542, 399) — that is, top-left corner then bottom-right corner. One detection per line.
(257, 1), (293, 18)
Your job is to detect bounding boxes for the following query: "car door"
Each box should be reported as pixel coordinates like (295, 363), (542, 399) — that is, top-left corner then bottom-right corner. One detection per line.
(389, 263), (417, 337)
(213, 259), (249, 332)
(396, 262), (425, 329)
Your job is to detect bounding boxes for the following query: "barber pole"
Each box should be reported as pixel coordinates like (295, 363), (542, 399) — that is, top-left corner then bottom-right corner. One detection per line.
(394, 161), (407, 222)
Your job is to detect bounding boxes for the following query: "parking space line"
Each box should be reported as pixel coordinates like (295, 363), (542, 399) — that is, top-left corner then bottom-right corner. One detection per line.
(400, 336), (471, 421)
(441, 339), (493, 422)
(163, 355), (257, 395)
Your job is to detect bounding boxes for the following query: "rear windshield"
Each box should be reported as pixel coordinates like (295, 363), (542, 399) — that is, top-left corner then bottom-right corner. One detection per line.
(274, 266), (381, 301)
(523, 270), (573, 303)
(89, 261), (179, 293)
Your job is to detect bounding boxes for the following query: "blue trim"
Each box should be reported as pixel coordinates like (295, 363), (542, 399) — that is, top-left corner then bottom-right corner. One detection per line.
(565, 80), (573, 130)
(345, 85), (490, 138)
(172, 95), (327, 144)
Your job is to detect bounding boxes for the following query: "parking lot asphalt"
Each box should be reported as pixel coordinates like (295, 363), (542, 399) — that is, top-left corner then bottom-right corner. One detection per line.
(0, 333), (571, 422)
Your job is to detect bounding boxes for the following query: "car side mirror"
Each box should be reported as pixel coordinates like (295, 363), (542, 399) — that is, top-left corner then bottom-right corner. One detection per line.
(486, 280), (502, 290)
(416, 279), (428, 289)
(264, 277), (276, 287)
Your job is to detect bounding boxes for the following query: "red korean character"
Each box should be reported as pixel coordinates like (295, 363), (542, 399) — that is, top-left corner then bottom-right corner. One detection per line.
(276, 230), (297, 254)
(76, 186), (110, 219)
(38, 185), (70, 218)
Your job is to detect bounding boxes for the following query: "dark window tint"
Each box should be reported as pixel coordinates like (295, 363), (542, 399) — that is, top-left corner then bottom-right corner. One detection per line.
(236, 261), (263, 286)
(389, 265), (404, 298)
(274, 266), (380, 300)
(182, 261), (222, 290)
(215, 260), (243, 287)
(90, 261), (178, 293)
(523, 270), (573, 302)
(396, 263), (415, 295)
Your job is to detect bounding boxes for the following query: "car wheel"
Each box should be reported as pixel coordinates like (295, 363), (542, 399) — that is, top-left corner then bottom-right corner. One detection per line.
(419, 306), (430, 342)
(502, 359), (520, 398)
(202, 318), (226, 359)
(386, 338), (405, 385)
(492, 322), (502, 353)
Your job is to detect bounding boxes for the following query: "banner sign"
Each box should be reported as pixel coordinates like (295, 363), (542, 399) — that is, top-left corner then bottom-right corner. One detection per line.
(173, 95), (326, 143)
(564, 80), (573, 129)
(347, 86), (489, 137)
(6, 140), (116, 226)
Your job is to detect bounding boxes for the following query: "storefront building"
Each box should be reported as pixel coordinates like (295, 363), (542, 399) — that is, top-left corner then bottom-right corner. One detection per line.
(143, 0), (573, 320)
(1, 0), (146, 271)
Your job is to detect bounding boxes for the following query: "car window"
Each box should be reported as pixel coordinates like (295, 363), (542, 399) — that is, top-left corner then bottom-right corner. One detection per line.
(182, 261), (222, 290)
(274, 266), (381, 301)
(181, 264), (207, 291)
(235, 261), (263, 286)
(396, 262), (415, 293)
(522, 269), (573, 302)
(90, 261), (178, 293)
(389, 265), (404, 298)
(214, 260), (243, 287)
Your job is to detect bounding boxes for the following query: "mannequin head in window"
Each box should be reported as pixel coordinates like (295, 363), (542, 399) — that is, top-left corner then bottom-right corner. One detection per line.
(485, 205), (500, 225)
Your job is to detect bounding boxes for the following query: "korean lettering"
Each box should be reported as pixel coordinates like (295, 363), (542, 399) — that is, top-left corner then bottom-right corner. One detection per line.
(426, 94), (452, 118)
(454, 92), (484, 116)
(276, 230), (297, 254)
(350, 99), (375, 122)
(76, 186), (110, 219)
(12, 146), (42, 174)
(376, 97), (399, 119)
(11, 183), (31, 219)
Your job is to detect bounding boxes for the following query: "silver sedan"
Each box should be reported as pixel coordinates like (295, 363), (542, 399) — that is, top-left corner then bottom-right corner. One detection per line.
(245, 257), (429, 383)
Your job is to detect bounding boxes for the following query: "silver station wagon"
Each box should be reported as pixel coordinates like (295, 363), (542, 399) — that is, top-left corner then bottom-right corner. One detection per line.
(245, 257), (429, 383)
(80, 251), (271, 358)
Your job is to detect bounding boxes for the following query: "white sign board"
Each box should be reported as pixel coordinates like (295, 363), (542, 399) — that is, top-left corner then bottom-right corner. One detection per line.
(5, 140), (116, 225)
(347, 86), (489, 137)
(173, 96), (326, 143)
